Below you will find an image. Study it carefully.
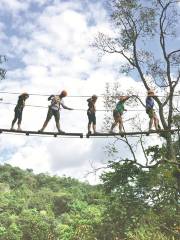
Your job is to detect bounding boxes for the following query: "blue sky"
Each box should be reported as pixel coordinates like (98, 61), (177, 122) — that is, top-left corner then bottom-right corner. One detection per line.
(0, 0), (179, 184)
(0, 0), (122, 183)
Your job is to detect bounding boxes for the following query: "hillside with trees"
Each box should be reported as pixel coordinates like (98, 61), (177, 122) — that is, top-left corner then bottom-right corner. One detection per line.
(0, 163), (179, 240)
(0, 0), (179, 239)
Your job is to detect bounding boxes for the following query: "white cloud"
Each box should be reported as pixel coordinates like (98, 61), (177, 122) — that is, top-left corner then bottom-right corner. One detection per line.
(0, 0), (116, 184)
(0, 0), (28, 13)
(0, 0), (173, 184)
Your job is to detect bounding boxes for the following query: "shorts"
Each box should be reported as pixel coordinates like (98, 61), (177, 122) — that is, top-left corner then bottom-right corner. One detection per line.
(46, 107), (60, 123)
(113, 110), (122, 120)
(13, 107), (23, 124)
(146, 108), (155, 118)
(87, 110), (96, 125)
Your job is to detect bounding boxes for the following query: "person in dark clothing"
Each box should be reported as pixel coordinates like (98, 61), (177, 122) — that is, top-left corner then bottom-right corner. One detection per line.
(87, 95), (98, 134)
(146, 89), (161, 132)
(39, 90), (73, 133)
(11, 93), (29, 131)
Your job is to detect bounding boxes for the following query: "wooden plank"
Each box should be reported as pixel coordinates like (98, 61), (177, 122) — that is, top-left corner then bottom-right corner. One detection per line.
(0, 129), (83, 138)
(86, 129), (178, 138)
(0, 128), (178, 139)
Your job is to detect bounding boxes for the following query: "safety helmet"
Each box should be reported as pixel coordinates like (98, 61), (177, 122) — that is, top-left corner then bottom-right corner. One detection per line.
(21, 92), (29, 98)
(147, 89), (154, 96)
(118, 95), (126, 101)
(60, 90), (67, 97)
(92, 94), (98, 100)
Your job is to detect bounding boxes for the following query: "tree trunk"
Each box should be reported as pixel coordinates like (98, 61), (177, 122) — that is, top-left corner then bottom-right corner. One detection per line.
(165, 133), (176, 161)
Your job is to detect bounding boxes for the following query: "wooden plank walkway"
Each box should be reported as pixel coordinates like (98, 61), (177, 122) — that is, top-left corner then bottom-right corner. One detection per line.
(0, 128), (178, 139)
(0, 129), (83, 138)
(86, 129), (179, 138)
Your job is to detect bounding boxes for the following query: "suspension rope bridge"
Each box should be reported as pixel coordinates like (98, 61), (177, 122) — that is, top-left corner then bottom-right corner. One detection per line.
(0, 91), (179, 139)
(0, 128), (179, 139)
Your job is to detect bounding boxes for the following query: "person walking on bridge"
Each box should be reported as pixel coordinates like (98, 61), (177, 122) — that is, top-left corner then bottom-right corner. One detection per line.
(11, 92), (29, 131)
(110, 95), (130, 134)
(39, 90), (73, 133)
(146, 89), (161, 133)
(87, 94), (98, 134)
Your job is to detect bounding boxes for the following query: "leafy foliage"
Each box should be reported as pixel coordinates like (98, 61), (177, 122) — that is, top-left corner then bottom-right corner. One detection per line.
(99, 160), (179, 240)
(0, 164), (104, 240)
(0, 163), (179, 239)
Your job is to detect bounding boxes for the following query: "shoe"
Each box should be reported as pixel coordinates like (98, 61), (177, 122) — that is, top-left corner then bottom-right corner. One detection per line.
(17, 128), (22, 131)
(58, 130), (65, 134)
(94, 131), (100, 134)
(158, 124), (161, 129)
(119, 131), (124, 137)
(88, 131), (92, 135)
(149, 129), (154, 132)
(109, 130), (114, 134)
(146, 129), (153, 136)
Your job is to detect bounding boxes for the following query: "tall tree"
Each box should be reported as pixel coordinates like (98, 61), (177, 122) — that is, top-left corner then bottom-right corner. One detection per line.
(99, 160), (179, 239)
(94, 0), (180, 161)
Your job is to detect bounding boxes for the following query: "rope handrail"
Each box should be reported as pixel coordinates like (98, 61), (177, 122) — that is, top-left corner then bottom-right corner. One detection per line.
(0, 91), (180, 98)
(0, 101), (179, 112)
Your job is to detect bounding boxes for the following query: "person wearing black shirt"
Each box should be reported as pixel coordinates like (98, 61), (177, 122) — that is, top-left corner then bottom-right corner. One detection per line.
(87, 95), (98, 134)
(11, 93), (29, 131)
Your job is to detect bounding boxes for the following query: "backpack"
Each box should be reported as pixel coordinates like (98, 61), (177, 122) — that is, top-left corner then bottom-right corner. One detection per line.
(116, 101), (124, 113)
(87, 98), (93, 108)
(50, 95), (61, 110)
